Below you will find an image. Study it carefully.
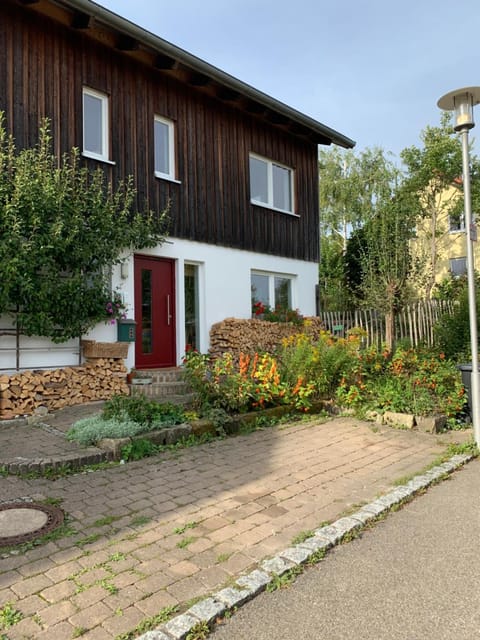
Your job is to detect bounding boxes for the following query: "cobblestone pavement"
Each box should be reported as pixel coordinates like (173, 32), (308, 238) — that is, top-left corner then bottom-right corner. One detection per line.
(0, 411), (472, 640)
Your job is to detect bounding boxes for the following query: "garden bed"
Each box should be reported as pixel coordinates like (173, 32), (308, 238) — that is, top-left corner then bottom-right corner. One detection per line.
(92, 401), (451, 464)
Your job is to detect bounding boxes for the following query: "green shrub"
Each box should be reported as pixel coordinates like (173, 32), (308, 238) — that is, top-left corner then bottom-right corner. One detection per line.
(120, 439), (159, 461)
(336, 347), (466, 418)
(102, 395), (185, 427)
(276, 330), (362, 398)
(66, 415), (148, 446)
(67, 396), (186, 446)
(434, 293), (471, 360)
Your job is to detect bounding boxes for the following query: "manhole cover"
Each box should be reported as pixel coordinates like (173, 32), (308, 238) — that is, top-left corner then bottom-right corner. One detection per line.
(0, 502), (64, 546)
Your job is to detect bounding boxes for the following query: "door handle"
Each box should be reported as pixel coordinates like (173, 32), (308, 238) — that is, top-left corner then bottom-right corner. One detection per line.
(167, 295), (172, 325)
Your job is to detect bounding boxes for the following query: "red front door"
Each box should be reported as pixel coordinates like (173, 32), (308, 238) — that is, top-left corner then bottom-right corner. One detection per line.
(134, 256), (176, 368)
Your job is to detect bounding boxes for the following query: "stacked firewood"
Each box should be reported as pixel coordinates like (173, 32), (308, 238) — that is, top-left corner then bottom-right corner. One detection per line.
(0, 358), (128, 420)
(209, 317), (325, 360)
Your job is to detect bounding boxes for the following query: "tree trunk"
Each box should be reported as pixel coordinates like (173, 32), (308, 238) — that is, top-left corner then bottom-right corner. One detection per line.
(385, 309), (395, 353)
(425, 207), (437, 300)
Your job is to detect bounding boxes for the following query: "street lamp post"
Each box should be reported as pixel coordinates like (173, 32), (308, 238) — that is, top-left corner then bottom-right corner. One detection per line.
(438, 87), (480, 447)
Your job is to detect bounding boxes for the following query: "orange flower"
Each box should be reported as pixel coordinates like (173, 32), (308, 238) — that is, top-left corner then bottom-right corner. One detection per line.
(239, 352), (250, 377)
(292, 376), (304, 395)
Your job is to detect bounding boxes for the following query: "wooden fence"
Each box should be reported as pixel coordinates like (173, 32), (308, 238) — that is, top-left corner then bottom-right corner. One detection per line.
(318, 300), (455, 348)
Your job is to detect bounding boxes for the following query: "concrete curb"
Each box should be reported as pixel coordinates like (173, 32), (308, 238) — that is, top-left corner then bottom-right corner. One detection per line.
(137, 453), (473, 640)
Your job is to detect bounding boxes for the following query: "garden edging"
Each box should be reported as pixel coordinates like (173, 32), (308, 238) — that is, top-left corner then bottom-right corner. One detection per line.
(95, 402), (449, 463)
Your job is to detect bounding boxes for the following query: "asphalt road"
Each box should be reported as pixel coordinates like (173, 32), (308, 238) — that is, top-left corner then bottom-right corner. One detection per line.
(211, 458), (480, 640)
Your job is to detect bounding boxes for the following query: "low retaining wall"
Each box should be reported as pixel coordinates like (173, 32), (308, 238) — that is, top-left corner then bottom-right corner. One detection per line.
(0, 358), (128, 420)
(209, 317), (325, 358)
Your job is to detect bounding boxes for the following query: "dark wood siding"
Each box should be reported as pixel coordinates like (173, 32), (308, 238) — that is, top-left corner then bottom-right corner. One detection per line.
(0, 1), (320, 262)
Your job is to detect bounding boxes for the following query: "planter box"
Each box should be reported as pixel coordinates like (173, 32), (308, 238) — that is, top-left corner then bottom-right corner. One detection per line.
(81, 340), (129, 359)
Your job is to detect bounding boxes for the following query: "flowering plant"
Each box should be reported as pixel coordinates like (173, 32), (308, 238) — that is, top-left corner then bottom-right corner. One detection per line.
(252, 300), (267, 316)
(105, 291), (128, 324)
(252, 301), (303, 325)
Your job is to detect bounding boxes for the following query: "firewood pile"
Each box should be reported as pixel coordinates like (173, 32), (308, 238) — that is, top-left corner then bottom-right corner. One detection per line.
(0, 358), (128, 420)
(209, 317), (325, 359)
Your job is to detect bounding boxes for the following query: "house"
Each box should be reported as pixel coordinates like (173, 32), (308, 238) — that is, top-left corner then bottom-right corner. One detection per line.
(410, 182), (473, 298)
(0, 0), (354, 373)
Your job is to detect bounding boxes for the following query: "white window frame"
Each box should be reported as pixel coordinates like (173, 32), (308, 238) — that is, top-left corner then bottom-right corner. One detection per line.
(82, 87), (113, 164)
(448, 211), (466, 233)
(450, 256), (467, 277)
(249, 153), (296, 215)
(251, 270), (295, 310)
(154, 115), (178, 182)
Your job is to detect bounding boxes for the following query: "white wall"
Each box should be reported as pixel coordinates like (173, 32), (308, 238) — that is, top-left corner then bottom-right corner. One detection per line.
(1, 238), (318, 372)
(113, 238), (318, 370)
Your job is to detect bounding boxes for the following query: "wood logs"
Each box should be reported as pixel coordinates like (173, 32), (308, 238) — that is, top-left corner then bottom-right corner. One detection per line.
(0, 358), (129, 420)
(209, 317), (325, 360)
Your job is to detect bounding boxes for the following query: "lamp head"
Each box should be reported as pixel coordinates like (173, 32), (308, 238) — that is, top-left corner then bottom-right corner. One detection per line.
(438, 87), (480, 131)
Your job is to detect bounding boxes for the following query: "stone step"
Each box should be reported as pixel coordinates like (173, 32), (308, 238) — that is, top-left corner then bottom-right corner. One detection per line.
(128, 367), (195, 405)
(130, 386), (195, 406)
(130, 381), (188, 396)
(133, 367), (185, 384)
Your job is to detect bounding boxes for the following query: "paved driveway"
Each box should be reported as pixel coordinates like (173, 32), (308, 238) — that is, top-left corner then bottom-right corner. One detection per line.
(0, 416), (466, 639)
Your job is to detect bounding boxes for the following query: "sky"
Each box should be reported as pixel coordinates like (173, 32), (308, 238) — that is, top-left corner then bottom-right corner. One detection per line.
(96, 0), (480, 160)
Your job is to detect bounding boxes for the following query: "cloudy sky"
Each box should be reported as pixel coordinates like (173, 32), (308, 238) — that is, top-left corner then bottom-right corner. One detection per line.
(97, 0), (480, 159)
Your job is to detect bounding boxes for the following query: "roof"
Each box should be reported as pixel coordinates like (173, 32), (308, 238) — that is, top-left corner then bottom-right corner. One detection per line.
(22, 0), (355, 148)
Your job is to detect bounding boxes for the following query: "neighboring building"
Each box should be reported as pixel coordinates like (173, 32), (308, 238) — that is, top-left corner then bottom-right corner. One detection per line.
(410, 182), (475, 297)
(0, 0), (354, 372)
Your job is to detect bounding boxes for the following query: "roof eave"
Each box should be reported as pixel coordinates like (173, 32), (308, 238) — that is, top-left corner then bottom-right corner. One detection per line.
(50, 0), (355, 148)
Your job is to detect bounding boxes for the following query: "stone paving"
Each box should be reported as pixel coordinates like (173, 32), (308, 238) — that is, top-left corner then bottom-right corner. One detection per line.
(0, 408), (472, 640)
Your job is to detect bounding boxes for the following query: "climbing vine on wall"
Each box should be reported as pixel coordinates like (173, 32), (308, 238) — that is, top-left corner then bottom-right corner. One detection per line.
(0, 116), (169, 341)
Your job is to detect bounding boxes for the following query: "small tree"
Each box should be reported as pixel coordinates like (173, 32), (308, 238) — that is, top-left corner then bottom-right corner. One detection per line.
(318, 146), (410, 313)
(0, 117), (169, 341)
(355, 183), (419, 351)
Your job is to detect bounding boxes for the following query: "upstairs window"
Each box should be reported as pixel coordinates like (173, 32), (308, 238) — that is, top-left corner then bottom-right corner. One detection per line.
(82, 87), (110, 162)
(449, 210), (465, 232)
(154, 116), (176, 181)
(249, 154), (294, 214)
(450, 256), (467, 277)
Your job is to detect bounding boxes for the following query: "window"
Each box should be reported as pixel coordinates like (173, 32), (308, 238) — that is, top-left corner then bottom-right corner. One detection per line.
(154, 116), (176, 180)
(449, 211), (465, 232)
(450, 257), (467, 277)
(251, 271), (293, 310)
(184, 264), (199, 350)
(249, 154), (294, 214)
(82, 87), (110, 162)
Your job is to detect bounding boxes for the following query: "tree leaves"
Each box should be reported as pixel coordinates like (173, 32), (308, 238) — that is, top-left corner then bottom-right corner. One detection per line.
(0, 115), (169, 341)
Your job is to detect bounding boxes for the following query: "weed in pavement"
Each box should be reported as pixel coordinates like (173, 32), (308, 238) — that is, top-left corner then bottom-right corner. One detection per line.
(216, 552), (232, 564)
(186, 620), (210, 640)
(130, 515), (151, 527)
(114, 605), (179, 640)
(176, 536), (196, 549)
(92, 515), (121, 528)
(266, 566), (303, 592)
(74, 533), (102, 548)
(173, 521), (198, 535)
(291, 530), (315, 545)
(0, 603), (23, 630)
